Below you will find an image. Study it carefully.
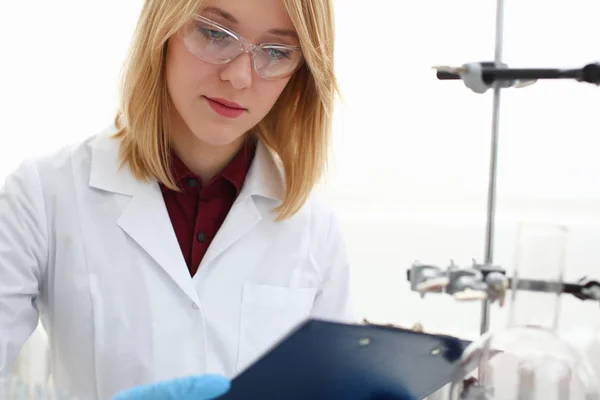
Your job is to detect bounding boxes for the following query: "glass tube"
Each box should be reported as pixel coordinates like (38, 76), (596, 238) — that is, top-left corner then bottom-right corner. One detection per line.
(508, 222), (567, 330)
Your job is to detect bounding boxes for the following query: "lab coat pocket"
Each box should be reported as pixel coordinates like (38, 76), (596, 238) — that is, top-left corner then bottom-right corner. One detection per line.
(237, 282), (317, 372)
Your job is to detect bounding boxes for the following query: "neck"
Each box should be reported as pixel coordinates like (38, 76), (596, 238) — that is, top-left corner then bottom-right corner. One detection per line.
(170, 126), (247, 185)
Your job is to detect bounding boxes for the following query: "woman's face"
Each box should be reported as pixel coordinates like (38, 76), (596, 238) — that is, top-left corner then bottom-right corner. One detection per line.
(165, 0), (301, 147)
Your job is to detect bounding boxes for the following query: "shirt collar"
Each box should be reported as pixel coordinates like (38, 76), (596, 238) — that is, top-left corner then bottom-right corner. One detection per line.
(168, 139), (256, 195)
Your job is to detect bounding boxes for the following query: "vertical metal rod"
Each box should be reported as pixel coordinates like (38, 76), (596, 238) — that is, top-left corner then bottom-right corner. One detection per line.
(480, 0), (506, 336)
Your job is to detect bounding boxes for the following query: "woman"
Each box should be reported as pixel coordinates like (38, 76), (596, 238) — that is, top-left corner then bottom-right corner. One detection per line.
(0, 0), (354, 398)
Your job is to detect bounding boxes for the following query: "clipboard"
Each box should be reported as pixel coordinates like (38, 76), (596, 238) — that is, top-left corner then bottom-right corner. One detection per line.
(217, 319), (473, 400)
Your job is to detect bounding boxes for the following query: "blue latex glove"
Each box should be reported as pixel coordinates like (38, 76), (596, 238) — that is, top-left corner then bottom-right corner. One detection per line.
(110, 374), (230, 400)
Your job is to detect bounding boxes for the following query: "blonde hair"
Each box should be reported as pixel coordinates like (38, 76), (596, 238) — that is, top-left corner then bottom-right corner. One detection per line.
(114, 0), (338, 220)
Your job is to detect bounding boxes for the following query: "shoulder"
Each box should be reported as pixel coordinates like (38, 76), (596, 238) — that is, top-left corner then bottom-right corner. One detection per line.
(0, 125), (117, 239)
(297, 192), (346, 249)
(9, 125), (118, 193)
(304, 193), (339, 228)
(35, 125), (115, 170)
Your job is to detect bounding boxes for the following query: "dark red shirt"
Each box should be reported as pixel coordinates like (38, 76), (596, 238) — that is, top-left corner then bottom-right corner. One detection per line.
(160, 141), (255, 277)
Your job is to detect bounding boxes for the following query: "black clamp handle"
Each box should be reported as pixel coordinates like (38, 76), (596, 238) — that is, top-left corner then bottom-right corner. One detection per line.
(434, 62), (600, 93)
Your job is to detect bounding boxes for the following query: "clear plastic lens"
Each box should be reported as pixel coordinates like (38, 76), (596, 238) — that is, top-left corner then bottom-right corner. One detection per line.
(253, 47), (300, 78)
(186, 20), (240, 63)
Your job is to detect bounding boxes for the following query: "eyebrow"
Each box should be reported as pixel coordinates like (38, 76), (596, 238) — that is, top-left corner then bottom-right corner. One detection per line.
(268, 28), (299, 40)
(203, 6), (238, 24)
(203, 6), (299, 40)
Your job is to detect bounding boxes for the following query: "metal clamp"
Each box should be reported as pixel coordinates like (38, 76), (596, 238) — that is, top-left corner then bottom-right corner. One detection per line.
(408, 261), (509, 305)
(407, 261), (600, 306)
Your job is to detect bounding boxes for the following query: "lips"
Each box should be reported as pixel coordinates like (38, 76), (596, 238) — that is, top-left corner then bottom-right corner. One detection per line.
(204, 96), (245, 110)
(203, 96), (246, 119)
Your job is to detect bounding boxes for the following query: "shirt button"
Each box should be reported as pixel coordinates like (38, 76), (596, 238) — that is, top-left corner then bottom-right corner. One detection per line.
(192, 303), (199, 310)
(196, 232), (206, 243)
(186, 177), (198, 187)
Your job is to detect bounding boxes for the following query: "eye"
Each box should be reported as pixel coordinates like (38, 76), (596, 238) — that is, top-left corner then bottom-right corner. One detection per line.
(199, 28), (228, 41)
(266, 48), (291, 60)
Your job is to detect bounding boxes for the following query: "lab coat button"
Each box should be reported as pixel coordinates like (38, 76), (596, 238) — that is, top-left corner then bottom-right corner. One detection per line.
(192, 303), (199, 310)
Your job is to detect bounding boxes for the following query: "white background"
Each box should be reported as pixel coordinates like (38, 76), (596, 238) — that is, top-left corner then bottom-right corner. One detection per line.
(1, 0), (600, 391)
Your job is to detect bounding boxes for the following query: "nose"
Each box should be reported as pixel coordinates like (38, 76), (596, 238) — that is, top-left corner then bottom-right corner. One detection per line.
(220, 53), (253, 90)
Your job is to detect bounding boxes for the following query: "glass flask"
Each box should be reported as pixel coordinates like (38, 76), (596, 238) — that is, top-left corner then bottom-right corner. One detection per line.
(0, 376), (78, 400)
(448, 223), (600, 400)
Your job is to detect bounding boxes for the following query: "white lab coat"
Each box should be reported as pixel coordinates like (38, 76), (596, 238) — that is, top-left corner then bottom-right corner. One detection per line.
(0, 125), (355, 399)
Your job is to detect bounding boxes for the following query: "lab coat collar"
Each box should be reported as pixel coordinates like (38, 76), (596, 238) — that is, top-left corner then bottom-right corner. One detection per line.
(88, 126), (285, 202)
(239, 138), (285, 203)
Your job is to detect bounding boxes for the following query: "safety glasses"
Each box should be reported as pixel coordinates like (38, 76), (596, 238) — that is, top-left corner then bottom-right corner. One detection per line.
(182, 15), (303, 80)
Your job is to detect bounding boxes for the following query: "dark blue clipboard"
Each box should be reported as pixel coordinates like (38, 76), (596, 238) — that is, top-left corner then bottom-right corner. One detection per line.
(217, 319), (472, 400)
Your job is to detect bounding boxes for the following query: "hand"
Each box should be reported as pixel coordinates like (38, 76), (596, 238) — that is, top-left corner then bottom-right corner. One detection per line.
(111, 374), (230, 400)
